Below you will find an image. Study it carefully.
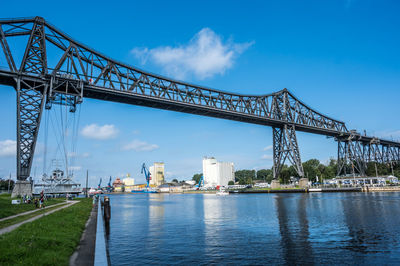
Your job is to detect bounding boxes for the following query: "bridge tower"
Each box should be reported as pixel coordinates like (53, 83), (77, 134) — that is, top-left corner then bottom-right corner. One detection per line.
(13, 17), (48, 197)
(273, 125), (305, 183)
(336, 132), (367, 177)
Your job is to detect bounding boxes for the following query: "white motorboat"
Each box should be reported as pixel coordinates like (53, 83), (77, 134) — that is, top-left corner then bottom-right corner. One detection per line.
(216, 188), (229, 196)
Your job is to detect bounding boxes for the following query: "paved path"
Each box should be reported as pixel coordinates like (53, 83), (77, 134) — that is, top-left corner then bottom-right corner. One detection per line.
(0, 201), (67, 222)
(70, 200), (98, 266)
(0, 201), (78, 236)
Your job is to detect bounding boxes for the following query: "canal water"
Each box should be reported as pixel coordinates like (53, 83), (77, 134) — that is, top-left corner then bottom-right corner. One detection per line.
(106, 192), (400, 265)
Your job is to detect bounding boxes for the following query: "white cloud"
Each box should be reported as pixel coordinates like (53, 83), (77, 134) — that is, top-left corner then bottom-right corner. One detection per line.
(68, 152), (91, 158)
(0, 140), (16, 157)
(131, 28), (253, 80)
(122, 140), (159, 152)
(67, 152), (77, 158)
(261, 154), (273, 160)
(132, 130), (140, 135)
(81, 124), (118, 140)
(69, 166), (82, 171)
(263, 145), (273, 151)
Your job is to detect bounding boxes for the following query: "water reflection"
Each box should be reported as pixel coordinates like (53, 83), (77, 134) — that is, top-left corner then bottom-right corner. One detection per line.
(107, 193), (400, 265)
(275, 194), (314, 265)
(341, 193), (400, 257)
(148, 194), (165, 239)
(203, 194), (223, 257)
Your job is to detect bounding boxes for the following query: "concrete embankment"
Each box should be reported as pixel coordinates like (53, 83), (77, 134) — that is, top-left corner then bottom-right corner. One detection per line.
(362, 186), (400, 192)
(231, 189), (305, 193)
(70, 197), (111, 266)
(70, 199), (98, 266)
(309, 187), (362, 192)
(231, 187), (363, 193)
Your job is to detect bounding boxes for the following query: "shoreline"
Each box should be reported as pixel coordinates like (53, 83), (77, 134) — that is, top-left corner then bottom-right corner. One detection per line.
(105, 186), (400, 194)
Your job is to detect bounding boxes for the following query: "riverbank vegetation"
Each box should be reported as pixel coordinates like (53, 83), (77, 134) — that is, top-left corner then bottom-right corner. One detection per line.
(0, 203), (67, 229)
(192, 158), (400, 185)
(0, 198), (92, 266)
(0, 179), (14, 191)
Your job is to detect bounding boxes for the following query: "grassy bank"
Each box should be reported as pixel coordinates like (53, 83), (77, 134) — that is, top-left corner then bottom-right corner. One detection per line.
(0, 193), (66, 219)
(0, 203), (67, 229)
(0, 198), (93, 266)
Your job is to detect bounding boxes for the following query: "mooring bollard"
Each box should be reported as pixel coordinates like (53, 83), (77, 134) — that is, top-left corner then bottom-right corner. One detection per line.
(103, 197), (111, 220)
(103, 196), (111, 237)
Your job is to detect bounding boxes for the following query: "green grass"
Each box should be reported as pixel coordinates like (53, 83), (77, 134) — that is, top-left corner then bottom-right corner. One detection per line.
(0, 198), (93, 266)
(0, 193), (66, 219)
(0, 203), (68, 229)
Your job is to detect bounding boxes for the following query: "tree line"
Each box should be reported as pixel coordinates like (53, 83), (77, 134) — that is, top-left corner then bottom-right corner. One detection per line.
(192, 158), (400, 185)
(0, 178), (14, 191)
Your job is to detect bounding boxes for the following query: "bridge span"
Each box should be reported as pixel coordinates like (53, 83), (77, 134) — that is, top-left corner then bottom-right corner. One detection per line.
(0, 17), (399, 184)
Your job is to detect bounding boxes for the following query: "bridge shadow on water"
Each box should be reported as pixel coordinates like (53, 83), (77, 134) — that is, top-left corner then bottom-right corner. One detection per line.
(340, 193), (400, 264)
(275, 194), (314, 265)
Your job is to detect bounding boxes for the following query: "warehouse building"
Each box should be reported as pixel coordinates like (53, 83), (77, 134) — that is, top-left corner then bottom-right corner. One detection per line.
(202, 157), (234, 187)
(123, 175), (135, 192)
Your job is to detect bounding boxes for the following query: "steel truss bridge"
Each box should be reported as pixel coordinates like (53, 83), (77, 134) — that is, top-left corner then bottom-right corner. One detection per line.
(0, 17), (399, 182)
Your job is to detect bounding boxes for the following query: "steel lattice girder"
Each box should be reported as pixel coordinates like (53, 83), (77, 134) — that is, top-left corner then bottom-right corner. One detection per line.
(337, 138), (400, 176)
(273, 125), (304, 179)
(1, 17), (399, 144)
(14, 18), (47, 181)
(336, 138), (366, 176)
(16, 78), (46, 180)
(0, 17), (351, 137)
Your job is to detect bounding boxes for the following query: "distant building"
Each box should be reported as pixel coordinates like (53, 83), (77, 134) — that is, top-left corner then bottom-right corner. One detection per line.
(123, 176), (135, 192)
(202, 157), (234, 187)
(149, 162), (165, 186)
(112, 177), (124, 191)
(185, 180), (196, 186)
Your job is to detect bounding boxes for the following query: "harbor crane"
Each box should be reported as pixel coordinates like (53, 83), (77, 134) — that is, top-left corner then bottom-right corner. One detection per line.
(98, 178), (102, 190)
(195, 175), (204, 189)
(106, 176), (113, 192)
(141, 163), (152, 188)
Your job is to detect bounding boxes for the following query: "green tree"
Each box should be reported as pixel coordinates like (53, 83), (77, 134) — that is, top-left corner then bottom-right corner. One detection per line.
(172, 178), (179, 183)
(257, 169), (273, 182)
(0, 179), (14, 190)
(279, 165), (290, 184)
(235, 170), (255, 184)
(228, 180), (234, 185)
(192, 173), (202, 184)
(323, 158), (337, 179)
(303, 159), (321, 182)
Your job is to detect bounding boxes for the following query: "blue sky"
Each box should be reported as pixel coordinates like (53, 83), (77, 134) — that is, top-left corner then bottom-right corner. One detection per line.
(0, 0), (399, 186)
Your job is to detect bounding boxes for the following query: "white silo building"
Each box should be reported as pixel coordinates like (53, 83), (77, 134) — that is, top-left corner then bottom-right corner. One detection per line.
(202, 157), (234, 187)
(149, 162), (165, 186)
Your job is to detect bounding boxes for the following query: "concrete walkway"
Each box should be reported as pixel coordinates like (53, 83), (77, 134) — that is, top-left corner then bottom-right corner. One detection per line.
(70, 200), (98, 266)
(0, 201), (67, 222)
(0, 200), (78, 236)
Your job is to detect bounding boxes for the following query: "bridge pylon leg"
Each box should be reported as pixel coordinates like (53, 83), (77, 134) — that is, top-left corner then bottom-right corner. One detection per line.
(336, 139), (366, 177)
(12, 78), (47, 197)
(337, 141), (348, 176)
(273, 124), (304, 181)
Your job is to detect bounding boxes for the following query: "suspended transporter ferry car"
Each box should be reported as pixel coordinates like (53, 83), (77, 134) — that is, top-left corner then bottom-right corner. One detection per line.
(34, 168), (82, 196)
